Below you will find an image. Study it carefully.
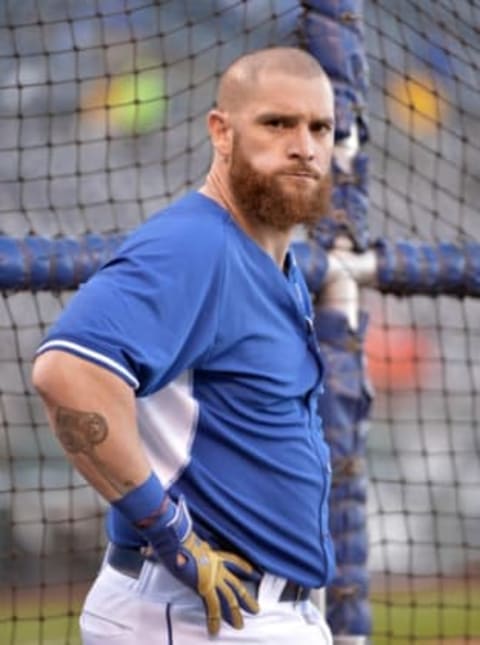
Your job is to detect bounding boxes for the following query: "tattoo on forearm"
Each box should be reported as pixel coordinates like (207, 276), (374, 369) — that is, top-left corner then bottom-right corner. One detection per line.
(54, 406), (133, 495)
(55, 406), (108, 454)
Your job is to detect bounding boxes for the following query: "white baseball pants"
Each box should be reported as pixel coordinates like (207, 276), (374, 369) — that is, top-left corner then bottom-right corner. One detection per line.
(80, 557), (333, 644)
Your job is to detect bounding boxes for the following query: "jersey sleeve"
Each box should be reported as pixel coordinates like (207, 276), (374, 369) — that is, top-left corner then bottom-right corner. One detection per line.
(36, 210), (226, 395)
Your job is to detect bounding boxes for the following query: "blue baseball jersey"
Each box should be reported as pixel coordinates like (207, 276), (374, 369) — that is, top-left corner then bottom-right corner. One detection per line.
(37, 192), (335, 587)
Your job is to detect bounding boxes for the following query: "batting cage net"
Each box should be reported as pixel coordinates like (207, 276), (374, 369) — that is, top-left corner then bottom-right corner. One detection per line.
(0, 1), (479, 644)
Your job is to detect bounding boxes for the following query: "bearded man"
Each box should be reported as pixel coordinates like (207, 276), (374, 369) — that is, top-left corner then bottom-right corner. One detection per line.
(32, 47), (335, 645)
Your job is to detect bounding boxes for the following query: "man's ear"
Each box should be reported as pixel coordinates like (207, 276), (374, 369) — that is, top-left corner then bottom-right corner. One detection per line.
(206, 109), (233, 159)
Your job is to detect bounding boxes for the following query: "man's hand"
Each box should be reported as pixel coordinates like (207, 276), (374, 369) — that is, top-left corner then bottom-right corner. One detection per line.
(140, 496), (260, 635)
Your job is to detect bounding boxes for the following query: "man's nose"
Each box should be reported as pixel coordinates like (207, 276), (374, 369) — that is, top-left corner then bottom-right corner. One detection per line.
(287, 125), (315, 161)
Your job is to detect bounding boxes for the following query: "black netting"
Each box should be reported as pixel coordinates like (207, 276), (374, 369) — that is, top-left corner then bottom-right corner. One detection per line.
(365, 1), (480, 642)
(0, 1), (479, 643)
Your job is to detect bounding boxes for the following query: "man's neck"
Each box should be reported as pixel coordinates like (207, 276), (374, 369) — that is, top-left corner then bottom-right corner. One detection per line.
(199, 173), (292, 269)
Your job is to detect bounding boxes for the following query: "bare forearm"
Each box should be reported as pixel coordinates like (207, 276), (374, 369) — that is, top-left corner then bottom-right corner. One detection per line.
(45, 402), (149, 500)
(33, 350), (151, 502)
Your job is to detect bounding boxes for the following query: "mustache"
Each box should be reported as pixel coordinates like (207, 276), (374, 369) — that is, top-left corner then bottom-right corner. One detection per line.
(278, 166), (324, 180)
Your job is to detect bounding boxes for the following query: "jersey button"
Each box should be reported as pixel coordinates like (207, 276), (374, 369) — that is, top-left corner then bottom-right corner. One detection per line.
(305, 316), (314, 333)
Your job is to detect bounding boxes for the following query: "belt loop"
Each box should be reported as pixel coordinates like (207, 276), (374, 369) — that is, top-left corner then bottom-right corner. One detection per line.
(257, 573), (286, 604)
(295, 585), (303, 606)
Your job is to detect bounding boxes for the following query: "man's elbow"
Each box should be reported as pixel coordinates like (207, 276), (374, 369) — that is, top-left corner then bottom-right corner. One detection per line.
(31, 351), (61, 404)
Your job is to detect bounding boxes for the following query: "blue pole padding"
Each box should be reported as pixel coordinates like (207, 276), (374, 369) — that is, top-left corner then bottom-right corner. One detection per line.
(0, 234), (125, 291)
(375, 238), (480, 297)
(314, 308), (372, 637)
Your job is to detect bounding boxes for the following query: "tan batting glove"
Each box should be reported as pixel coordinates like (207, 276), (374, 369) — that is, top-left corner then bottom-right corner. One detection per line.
(142, 496), (260, 635)
(180, 532), (260, 635)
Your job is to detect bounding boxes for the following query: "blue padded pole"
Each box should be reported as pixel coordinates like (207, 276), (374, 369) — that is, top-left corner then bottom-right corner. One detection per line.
(314, 309), (372, 641)
(301, 1), (372, 642)
(0, 234), (125, 291)
(1, 233), (479, 297)
(375, 239), (480, 298)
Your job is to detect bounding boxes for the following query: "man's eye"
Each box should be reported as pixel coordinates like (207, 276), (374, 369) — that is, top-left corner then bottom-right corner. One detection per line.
(311, 122), (332, 134)
(266, 119), (286, 129)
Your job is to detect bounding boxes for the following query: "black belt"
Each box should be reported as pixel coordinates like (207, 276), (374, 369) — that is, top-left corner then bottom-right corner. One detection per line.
(106, 543), (311, 603)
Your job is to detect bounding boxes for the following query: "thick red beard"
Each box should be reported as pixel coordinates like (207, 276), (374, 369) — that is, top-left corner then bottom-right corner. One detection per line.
(228, 136), (331, 232)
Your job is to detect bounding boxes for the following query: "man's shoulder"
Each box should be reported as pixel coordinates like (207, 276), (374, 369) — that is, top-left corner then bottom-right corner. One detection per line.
(125, 192), (230, 256)
(150, 191), (228, 233)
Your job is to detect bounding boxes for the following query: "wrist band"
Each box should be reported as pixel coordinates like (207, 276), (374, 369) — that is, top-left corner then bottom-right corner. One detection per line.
(112, 471), (167, 525)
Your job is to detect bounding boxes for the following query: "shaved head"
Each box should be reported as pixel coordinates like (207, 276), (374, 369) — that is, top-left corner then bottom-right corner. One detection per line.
(205, 46), (335, 235)
(216, 47), (328, 113)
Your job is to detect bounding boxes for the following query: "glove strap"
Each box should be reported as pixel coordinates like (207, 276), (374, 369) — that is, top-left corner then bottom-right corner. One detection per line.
(112, 471), (168, 523)
(112, 473), (192, 556)
(146, 495), (192, 556)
